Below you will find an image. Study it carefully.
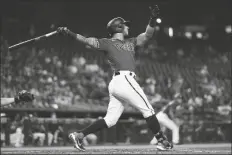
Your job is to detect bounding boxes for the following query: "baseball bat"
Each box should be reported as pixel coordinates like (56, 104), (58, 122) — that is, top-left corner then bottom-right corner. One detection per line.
(9, 31), (58, 50)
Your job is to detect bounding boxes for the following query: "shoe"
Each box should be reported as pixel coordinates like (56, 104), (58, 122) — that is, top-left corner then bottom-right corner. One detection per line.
(69, 132), (86, 151)
(156, 136), (173, 151)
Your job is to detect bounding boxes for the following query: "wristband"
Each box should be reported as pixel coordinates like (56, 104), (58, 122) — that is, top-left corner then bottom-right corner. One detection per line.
(149, 17), (156, 27)
(67, 30), (77, 39)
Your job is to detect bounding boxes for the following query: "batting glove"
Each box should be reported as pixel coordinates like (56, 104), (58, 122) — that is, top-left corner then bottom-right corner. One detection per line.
(57, 27), (69, 35)
(149, 5), (160, 19)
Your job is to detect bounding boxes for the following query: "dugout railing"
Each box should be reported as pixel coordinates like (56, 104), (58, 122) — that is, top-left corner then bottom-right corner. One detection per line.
(1, 110), (231, 147)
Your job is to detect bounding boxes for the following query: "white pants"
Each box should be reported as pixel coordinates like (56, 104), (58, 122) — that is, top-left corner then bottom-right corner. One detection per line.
(10, 128), (24, 147)
(150, 111), (179, 144)
(104, 71), (155, 128)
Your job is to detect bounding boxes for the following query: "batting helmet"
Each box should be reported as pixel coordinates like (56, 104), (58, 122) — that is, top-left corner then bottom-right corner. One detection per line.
(107, 17), (130, 36)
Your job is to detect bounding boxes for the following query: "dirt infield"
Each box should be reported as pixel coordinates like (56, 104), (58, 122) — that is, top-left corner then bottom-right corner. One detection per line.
(1, 143), (231, 154)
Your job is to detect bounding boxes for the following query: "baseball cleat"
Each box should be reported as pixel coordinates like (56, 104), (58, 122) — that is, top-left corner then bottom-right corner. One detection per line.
(69, 132), (86, 151)
(156, 140), (173, 151)
(156, 136), (173, 151)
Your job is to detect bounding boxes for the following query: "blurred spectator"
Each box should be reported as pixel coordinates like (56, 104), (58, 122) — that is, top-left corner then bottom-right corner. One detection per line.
(1, 128), (5, 147)
(0, 24), (231, 146)
(31, 121), (53, 146)
(1, 32), (230, 112)
(22, 112), (32, 146)
(10, 127), (24, 147)
(53, 125), (64, 145)
(32, 122), (46, 146)
(10, 114), (23, 133)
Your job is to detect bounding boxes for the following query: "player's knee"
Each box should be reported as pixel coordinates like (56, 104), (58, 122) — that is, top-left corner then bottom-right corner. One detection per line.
(142, 109), (155, 118)
(156, 111), (162, 117)
(138, 104), (155, 118)
(103, 116), (119, 128)
(171, 125), (179, 132)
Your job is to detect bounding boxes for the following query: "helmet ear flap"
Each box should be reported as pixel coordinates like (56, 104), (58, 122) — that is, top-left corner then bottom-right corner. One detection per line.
(118, 23), (123, 29)
(116, 23), (124, 32)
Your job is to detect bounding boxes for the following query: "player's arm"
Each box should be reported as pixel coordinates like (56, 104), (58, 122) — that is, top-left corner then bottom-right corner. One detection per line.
(57, 28), (100, 50)
(136, 5), (160, 47)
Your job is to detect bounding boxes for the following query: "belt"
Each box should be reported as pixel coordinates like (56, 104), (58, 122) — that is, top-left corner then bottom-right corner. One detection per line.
(114, 71), (136, 78)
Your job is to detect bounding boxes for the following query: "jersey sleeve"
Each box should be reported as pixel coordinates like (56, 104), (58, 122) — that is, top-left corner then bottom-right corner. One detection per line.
(128, 37), (138, 52)
(129, 37), (137, 45)
(98, 38), (109, 51)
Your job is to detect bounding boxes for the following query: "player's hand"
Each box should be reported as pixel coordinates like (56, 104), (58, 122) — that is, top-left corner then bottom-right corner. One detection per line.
(57, 27), (69, 35)
(15, 90), (35, 104)
(149, 5), (160, 19)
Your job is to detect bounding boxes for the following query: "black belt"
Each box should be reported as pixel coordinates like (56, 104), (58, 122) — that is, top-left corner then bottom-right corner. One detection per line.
(114, 71), (135, 77)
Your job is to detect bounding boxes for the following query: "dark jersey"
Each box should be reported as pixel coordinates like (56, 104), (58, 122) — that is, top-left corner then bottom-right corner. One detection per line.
(98, 38), (137, 72)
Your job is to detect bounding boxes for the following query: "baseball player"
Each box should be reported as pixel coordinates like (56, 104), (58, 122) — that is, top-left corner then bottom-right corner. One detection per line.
(57, 5), (173, 151)
(1, 90), (34, 107)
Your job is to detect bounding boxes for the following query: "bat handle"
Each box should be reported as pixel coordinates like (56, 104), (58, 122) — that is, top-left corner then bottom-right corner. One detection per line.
(35, 31), (58, 40)
(45, 31), (58, 37)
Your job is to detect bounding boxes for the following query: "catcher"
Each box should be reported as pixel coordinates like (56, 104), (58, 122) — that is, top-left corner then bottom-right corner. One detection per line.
(1, 90), (34, 107)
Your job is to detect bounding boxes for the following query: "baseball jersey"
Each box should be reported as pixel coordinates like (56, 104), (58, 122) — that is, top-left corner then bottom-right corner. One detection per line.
(97, 38), (137, 72)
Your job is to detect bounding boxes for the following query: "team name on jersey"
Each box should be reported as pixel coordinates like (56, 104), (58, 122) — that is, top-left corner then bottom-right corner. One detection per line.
(113, 42), (135, 52)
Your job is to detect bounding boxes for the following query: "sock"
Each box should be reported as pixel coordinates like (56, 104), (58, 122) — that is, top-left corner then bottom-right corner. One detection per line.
(154, 131), (166, 141)
(145, 114), (161, 134)
(145, 114), (165, 140)
(81, 119), (108, 136)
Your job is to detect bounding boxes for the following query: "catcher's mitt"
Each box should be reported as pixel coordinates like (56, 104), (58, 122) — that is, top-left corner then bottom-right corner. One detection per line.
(15, 90), (35, 103)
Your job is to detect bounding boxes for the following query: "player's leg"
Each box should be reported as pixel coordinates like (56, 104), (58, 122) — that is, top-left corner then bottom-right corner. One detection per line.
(114, 75), (155, 117)
(32, 133), (40, 145)
(156, 112), (180, 144)
(47, 132), (54, 146)
(115, 75), (173, 150)
(69, 85), (124, 151)
(79, 94), (124, 136)
(39, 133), (45, 146)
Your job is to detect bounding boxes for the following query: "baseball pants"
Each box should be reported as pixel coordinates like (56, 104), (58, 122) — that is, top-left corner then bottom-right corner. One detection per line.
(104, 71), (155, 127)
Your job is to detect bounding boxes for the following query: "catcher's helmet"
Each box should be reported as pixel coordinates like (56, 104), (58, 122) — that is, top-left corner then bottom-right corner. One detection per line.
(107, 17), (130, 36)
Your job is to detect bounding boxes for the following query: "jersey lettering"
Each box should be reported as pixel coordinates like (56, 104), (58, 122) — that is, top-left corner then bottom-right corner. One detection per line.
(98, 38), (137, 72)
(113, 42), (135, 52)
